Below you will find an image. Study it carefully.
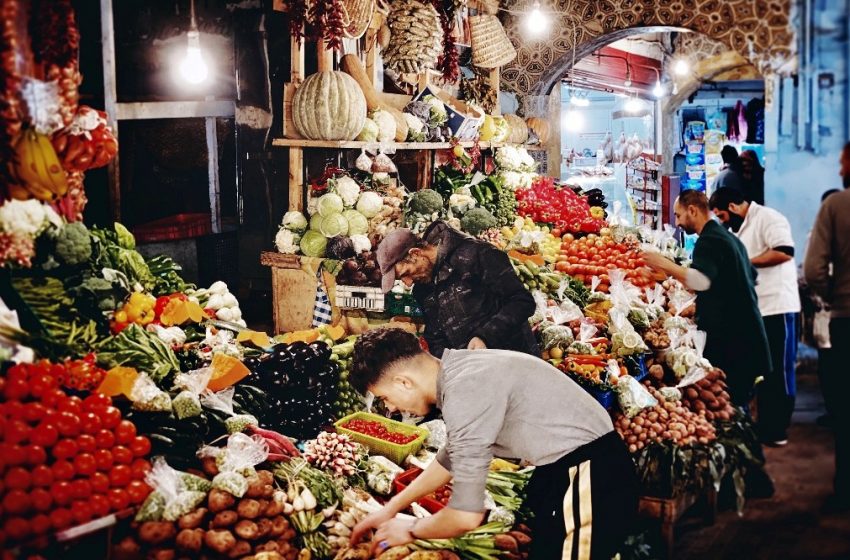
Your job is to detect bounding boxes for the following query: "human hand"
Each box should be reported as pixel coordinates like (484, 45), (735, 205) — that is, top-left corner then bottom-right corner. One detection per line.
(467, 337), (487, 350)
(349, 508), (395, 546)
(642, 252), (672, 273)
(371, 518), (416, 555)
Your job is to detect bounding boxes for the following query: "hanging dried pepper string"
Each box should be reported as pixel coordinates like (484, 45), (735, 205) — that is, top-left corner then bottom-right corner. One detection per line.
(0, 0), (22, 197)
(288, 0), (309, 46)
(431, 0), (459, 83)
(30, 0), (81, 127)
(308, 0), (345, 52)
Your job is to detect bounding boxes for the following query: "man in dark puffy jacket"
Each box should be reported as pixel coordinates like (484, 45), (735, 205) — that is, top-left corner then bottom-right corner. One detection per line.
(376, 220), (539, 358)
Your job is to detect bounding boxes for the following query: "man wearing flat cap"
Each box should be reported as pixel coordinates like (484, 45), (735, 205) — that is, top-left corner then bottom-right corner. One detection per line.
(377, 220), (539, 358)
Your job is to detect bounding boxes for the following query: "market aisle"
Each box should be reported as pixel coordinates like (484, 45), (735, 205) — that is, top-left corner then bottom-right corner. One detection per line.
(674, 369), (850, 559)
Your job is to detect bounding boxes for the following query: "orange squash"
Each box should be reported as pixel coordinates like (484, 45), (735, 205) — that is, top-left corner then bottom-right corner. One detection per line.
(508, 250), (545, 267)
(526, 117), (551, 144)
(207, 353), (250, 391)
(97, 367), (139, 398)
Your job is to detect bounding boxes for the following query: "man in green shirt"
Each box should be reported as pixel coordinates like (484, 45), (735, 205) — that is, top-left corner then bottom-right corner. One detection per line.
(644, 190), (771, 406)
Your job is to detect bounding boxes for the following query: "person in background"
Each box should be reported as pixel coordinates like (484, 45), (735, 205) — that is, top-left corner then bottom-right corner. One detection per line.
(712, 145), (745, 192)
(348, 328), (638, 559)
(709, 188), (800, 446)
(740, 149), (766, 204)
(803, 142), (850, 512)
(376, 220), (539, 358)
(643, 190), (772, 408)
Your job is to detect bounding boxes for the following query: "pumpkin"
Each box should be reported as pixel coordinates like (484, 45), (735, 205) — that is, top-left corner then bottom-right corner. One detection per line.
(526, 117), (551, 144)
(504, 114), (528, 144)
(293, 71), (367, 140)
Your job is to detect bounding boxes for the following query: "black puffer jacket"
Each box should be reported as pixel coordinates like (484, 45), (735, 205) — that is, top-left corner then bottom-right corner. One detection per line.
(412, 221), (539, 358)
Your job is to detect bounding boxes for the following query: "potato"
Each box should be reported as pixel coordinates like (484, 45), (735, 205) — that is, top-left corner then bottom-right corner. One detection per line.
(377, 545), (411, 560)
(235, 520), (260, 540)
(264, 499), (283, 517)
(245, 475), (265, 498)
(202, 457), (220, 477)
(176, 528), (204, 553)
(282, 528), (296, 541)
(212, 510), (239, 528)
(494, 534), (519, 552)
(269, 516), (289, 537)
(138, 521), (177, 545)
(178, 508), (207, 529)
(255, 553), (285, 560)
(404, 553), (442, 560)
(438, 553), (460, 560)
(256, 542), (280, 553)
(261, 484), (275, 498)
(113, 536), (142, 560)
(209, 489), (236, 513)
(256, 518), (273, 539)
(228, 540), (253, 558)
(147, 549), (176, 560)
(204, 529), (237, 554)
(237, 499), (262, 519)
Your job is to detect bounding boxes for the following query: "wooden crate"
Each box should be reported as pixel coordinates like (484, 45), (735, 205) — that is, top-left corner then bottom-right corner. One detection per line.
(260, 252), (341, 334)
(638, 488), (717, 559)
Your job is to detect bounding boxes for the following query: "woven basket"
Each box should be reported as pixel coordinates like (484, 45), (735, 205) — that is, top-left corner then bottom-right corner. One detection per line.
(470, 14), (516, 68)
(470, 0), (499, 15)
(342, 0), (375, 39)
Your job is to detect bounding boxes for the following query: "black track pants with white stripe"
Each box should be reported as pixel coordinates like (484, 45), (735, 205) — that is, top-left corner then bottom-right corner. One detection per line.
(525, 431), (639, 560)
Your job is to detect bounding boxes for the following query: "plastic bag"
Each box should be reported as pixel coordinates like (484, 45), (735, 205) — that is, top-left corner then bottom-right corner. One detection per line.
(605, 358), (622, 386)
(609, 308), (648, 357)
(675, 329), (711, 387)
(136, 457), (207, 522)
(541, 324), (575, 350)
(658, 387), (682, 401)
(616, 375), (658, 418)
(567, 320), (597, 355)
(199, 432), (269, 497)
(172, 367), (212, 419)
(200, 387), (258, 433)
(365, 456), (404, 495)
(130, 373), (172, 412)
(664, 291), (696, 333)
(355, 149), (373, 172)
(421, 419), (447, 451)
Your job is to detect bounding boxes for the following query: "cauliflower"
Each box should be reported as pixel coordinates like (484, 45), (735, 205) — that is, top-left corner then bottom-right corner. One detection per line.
(274, 228), (301, 254)
(356, 191), (384, 218)
(0, 199), (62, 237)
(351, 234), (372, 254)
(370, 109), (397, 142)
(422, 95), (448, 126)
(55, 222), (93, 266)
(281, 211), (308, 233)
(408, 189), (444, 215)
(356, 117), (379, 142)
(448, 192), (477, 215)
(460, 207), (497, 236)
(402, 113), (426, 141)
(331, 176), (361, 208)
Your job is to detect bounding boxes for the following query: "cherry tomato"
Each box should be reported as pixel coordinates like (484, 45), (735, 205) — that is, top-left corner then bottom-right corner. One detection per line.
(94, 429), (115, 449)
(71, 501), (94, 525)
(30, 487), (53, 512)
(94, 449), (113, 471)
(79, 412), (102, 435)
(51, 481), (73, 506)
(130, 458), (152, 480)
(23, 402), (48, 424)
(58, 396), (84, 416)
(90, 472), (110, 494)
(129, 436), (151, 458)
(52, 459), (75, 481)
(89, 494), (111, 517)
(114, 420), (136, 445)
(26, 444), (47, 465)
(3, 489), (30, 514)
(4, 444), (26, 466)
(5, 420), (30, 445)
(50, 508), (73, 530)
(98, 406), (121, 430)
(30, 422), (58, 447)
(126, 480), (151, 505)
(77, 434), (97, 453)
(70, 479), (92, 500)
(74, 453), (97, 476)
(30, 514), (51, 536)
(41, 388), (67, 409)
(31, 465), (53, 488)
(107, 488), (130, 510)
(52, 438), (79, 460)
(112, 446), (133, 465)
(4, 517), (31, 541)
(109, 465), (132, 487)
(29, 373), (56, 399)
(55, 411), (81, 437)
(4, 467), (31, 490)
(83, 393), (112, 412)
(3, 377), (29, 401)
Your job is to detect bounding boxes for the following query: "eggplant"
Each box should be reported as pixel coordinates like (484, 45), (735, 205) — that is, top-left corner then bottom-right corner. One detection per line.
(308, 341), (331, 362)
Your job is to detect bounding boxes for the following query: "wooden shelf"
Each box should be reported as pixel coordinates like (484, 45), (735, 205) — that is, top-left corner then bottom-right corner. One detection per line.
(271, 138), (547, 150)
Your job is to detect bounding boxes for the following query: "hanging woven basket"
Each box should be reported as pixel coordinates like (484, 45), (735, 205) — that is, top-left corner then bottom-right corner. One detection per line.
(470, 14), (516, 69)
(341, 0), (375, 39)
(469, 0), (499, 15)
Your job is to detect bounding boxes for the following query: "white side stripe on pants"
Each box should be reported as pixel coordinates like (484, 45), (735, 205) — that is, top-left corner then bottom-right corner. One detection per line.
(562, 459), (593, 560)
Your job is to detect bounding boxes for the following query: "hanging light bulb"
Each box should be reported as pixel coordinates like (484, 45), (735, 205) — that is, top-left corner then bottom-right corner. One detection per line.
(674, 59), (689, 76)
(653, 79), (665, 98)
(523, 1), (550, 38)
(672, 82), (679, 95)
(562, 109), (584, 132)
(625, 96), (643, 113)
(177, 0), (209, 85)
(623, 64), (632, 88)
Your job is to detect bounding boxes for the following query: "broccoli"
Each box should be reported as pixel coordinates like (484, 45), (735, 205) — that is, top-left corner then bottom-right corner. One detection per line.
(408, 189), (444, 215)
(460, 207), (497, 236)
(55, 222), (93, 266)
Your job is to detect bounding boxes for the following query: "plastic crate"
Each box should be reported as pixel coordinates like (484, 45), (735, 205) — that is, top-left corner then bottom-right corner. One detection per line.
(566, 371), (615, 410)
(335, 412), (428, 464)
(335, 285), (385, 312)
(393, 468), (448, 514)
(133, 213), (211, 243)
(385, 292), (423, 318)
(625, 353), (651, 382)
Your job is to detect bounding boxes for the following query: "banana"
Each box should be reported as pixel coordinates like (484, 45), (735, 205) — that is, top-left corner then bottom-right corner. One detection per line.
(35, 131), (68, 197)
(12, 131), (45, 189)
(26, 132), (58, 201)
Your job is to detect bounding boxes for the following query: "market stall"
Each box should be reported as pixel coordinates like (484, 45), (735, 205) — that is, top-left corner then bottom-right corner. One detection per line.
(0, 1), (767, 559)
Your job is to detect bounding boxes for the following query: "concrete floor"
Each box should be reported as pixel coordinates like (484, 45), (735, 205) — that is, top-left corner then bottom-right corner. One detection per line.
(674, 365), (850, 559)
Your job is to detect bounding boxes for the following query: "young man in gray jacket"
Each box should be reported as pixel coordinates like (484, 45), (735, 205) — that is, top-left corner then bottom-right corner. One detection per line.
(804, 142), (850, 512)
(347, 328), (638, 559)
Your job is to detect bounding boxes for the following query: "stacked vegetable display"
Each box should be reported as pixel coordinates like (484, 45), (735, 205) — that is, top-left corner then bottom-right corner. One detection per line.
(515, 176), (605, 234)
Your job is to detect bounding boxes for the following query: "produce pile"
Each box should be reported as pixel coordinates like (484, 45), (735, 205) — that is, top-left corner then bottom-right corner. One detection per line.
(515, 176), (605, 235)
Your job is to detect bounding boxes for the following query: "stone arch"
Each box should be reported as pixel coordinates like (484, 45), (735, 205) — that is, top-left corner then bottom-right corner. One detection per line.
(499, 0), (794, 97)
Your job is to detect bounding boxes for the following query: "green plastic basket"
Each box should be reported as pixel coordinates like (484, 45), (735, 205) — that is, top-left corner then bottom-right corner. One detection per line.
(335, 412), (429, 464)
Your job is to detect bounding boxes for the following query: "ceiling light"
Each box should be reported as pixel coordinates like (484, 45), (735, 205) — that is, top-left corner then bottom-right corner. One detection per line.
(623, 65), (632, 88)
(652, 80), (665, 98)
(177, 0), (209, 86)
(523, 1), (550, 39)
(625, 97), (643, 113)
(562, 110), (584, 132)
(674, 59), (689, 76)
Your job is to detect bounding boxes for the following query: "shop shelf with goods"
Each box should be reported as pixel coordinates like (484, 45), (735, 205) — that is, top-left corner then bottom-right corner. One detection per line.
(626, 154), (662, 229)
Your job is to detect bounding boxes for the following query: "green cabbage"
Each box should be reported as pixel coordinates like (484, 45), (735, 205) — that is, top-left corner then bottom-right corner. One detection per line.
(356, 191), (384, 218)
(317, 193), (344, 217)
(282, 211), (308, 233)
(343, 209), (369, 236)
(309, 213), (324, 232)
(300, 230), (328, 257)
(356, 118), (379, 142)
(320, 213), (349, 237)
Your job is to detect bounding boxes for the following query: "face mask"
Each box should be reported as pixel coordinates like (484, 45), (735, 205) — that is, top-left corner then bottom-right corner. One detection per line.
(723, 213), (745, 232)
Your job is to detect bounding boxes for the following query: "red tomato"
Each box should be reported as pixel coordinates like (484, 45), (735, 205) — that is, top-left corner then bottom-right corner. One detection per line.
(126, 480), (151, 504)
(5, 420), (30, 445)
(58, 396), (84, 416)
(90, 472), (110, 494)
(4, 467), (31, 490)
(41, 388), (67, 409)
(114, 421), (136, 444)
(4, 444), (26, 466)
(112, 446), (133, 465)
(94, 449), (113, 471)
(30, 422), (58, 447)
(107, 488), (130, 510)
(49, 508), (73, 531)
(94, 429), (115, 449)
(98, 406), (121, 430)
(29, 373), (56, 399)
(89, 494), (111, 517)
(109, 465), (132, 487)
(3, 489), (30, 514)
(51, 481), (73, 506)
(31, 465), (53, 488)
(55, 411), (81, 437)
(77, 434), (97, 454)
(83, 393), (112, 412)
(5, 401), (26, 420)
(71, 501), (94, 525)
(4, 517), (31, 541)
(30, 488), (53, 512)
(73, 453), (97, 476)
(129, 436), (151, 458)
(79, 412), (102, 435)
(70, 479), (92, 500)
(26, 444), (47, 465)
(23, 402), (48, 424)
(51, 460), (75, 481)
(130, 458), (152, 480)
(4, 377), (29, 401)
(52, 438), (79, 460)
(30, 514), (51, 535)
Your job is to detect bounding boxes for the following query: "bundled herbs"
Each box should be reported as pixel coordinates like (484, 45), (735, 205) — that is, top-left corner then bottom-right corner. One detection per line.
(96, 323), (182, 382)
(90, 223), (157, 291)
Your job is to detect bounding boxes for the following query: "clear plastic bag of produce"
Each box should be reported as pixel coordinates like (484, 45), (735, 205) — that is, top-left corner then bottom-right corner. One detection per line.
(658, 387), (682, 401)
(605, 358), (623, 385)
(172, 367), (212, 419)
(664, 291), (696, 333)
(199, 432), (269, 497)
(609, 308), (649, 357)
(421, 419), (447, 451)
(130, 373), (172, 412)
(567, 320), (597, 355)
(365, 456), (404, 495)
(587, 276), (610, 303)
(541, 323), (575, 351)
(616, 375), (658, 418)
(609, 270), (642, 309)
(642, 284), (666, 323)
(136, 457), (207, 522)
(675, 329), (711, 387)
(200, 386), (258, 433)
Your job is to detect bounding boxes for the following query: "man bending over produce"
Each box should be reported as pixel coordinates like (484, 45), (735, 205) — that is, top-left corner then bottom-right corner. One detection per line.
(348, 328), (638, 559)
(643, 189), (771, 406)
(376, 220), (539, 357)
